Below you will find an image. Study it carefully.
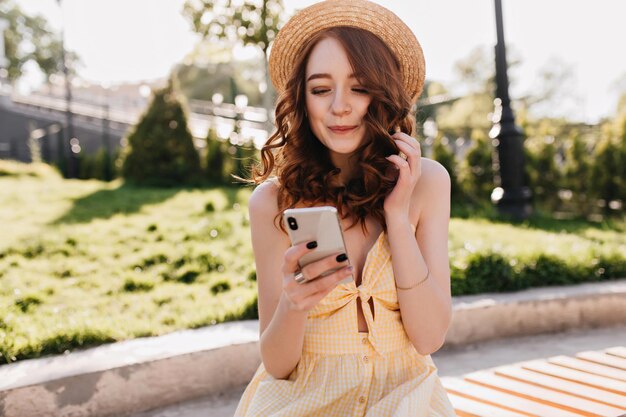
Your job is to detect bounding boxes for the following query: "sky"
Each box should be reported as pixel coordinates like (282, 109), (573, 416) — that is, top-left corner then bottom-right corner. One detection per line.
(11, 0), (626, 124)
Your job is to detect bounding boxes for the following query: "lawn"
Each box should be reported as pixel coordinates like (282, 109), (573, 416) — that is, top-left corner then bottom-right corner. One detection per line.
(0, 161), (624, 363)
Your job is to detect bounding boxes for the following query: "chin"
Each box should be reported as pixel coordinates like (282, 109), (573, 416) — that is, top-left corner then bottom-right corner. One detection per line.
(328, 143), (360, 155)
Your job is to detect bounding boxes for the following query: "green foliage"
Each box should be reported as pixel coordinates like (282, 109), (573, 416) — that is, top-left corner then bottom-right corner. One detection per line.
(451, 251), (626, 296)
(590, 132), (624, 215)
(0, 160), (60, 178)
(182, 0), (284, 55)
(232, 139), (259, 182)
(457, 130), (494, 204)
(203, 129), (259, 186)
(181, 0), (283, 112)
(0, 0), (79, 82)
(561, 130), (594, 215)
(430, 134), (460, 199)
(524, 135), (562, 212)
(1, 327), (117, 364)
(204, 128), (229, 184)
(77, 148), (120, 181)
(121, 77), (201, 186)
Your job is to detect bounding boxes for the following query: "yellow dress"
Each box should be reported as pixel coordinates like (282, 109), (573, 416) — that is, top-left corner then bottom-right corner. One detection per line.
(234, 223), (455, 416)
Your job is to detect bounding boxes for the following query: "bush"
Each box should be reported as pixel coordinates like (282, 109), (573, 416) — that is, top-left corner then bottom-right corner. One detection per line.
(204, 128), (229, 184)
(451, 251), (626, 296)
(590, 133), (624, 216)
(121, 76), (201, 186)
(458, 130), (494, 204)
(460, 252), (515, 294)
(431, 134), (461, 200)
(77, 148), (119, 181)
(525, 135), (562, 212)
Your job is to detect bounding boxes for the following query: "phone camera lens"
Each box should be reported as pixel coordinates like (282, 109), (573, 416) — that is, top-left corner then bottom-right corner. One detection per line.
(287, 217), (298, 230)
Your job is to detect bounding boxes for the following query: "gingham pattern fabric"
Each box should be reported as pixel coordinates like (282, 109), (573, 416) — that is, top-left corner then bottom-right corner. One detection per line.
(235, 223), (455, 416)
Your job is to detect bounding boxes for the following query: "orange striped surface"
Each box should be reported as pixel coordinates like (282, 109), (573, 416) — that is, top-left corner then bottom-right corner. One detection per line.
(442, 346), (626, 417)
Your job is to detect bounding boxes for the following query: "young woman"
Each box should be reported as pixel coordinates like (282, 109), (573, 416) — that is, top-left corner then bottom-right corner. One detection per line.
(235, 1), (455, 415)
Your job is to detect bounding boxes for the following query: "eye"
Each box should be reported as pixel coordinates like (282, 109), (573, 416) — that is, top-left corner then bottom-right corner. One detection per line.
(352, 87), (369, 94)
(311, 88), (330, 95)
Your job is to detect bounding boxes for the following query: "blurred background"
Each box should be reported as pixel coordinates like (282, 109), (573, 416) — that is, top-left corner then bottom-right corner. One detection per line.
(0, 1), (624, 416)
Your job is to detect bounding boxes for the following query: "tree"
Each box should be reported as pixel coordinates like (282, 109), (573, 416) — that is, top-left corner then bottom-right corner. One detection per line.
(121, 77), (201, 186)
(182, 0), (284, 119)
(0, 0), (78, 83)
(204, 127), (227, 184)
(590, 129), (623, 216)
(458, 129), (494, 204)
(524, 134), (562, 213)
(561, 129), (593, 216)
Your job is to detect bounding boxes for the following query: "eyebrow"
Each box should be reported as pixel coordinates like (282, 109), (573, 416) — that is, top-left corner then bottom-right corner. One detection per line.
(306, 73), (356, 82)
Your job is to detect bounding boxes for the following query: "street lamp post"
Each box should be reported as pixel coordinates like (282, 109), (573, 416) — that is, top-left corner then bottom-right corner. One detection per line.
(56, 0), (77, 178)
(489, 0), (532, 221)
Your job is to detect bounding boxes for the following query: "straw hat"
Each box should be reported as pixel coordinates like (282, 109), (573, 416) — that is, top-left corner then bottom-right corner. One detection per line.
(269, 0), (426, 103)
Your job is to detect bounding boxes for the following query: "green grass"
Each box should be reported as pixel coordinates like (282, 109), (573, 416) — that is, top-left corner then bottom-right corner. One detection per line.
(0, 162), (257, 363)
(0, 161), (624, 364)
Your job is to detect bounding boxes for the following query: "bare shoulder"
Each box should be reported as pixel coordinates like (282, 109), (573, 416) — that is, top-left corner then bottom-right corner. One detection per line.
(249, 178), (279, 215)
(418, 158), (451, 188)
(412, 157), (451, 223)
(248, 178), (286, 236)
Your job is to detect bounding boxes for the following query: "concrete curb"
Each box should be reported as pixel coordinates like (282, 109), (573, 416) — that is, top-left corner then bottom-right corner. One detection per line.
(1, 279), (625, 417)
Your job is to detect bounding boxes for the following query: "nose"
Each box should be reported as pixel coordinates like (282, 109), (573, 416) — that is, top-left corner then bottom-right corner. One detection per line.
(330, 91), (351, 116)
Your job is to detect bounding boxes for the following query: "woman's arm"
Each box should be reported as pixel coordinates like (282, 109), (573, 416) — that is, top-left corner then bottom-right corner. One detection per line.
(248, 182), (308, 379)
(386, 160), (452, 355)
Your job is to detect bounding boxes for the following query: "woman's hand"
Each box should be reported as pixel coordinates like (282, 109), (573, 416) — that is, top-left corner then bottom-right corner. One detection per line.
(281, 242), (353, 312)
(384, 131), (423, 217)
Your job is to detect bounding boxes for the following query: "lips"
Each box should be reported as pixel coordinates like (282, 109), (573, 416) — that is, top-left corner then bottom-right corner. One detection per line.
(328, 125), (358, 133)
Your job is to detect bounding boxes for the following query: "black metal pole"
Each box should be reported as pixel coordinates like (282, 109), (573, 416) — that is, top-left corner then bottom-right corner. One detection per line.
(489, 0), (532, 221)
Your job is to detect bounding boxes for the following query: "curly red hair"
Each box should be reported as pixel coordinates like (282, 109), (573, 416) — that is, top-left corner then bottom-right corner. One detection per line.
(247, 26), (416, 235)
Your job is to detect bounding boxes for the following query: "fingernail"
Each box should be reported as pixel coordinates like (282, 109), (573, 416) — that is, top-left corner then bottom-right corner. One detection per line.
(346, 265), (354, 272)
(336, 253), (348, 262)
(307, 241), (317, 249)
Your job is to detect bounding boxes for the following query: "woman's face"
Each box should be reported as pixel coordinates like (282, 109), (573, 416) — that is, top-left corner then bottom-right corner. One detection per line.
(304, 37), (372, 159)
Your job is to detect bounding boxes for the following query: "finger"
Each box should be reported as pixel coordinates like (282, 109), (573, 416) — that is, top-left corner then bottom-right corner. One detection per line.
(385, 154), (410, 171)
(301, 252), (349, 281)
(391, 132), (420, 148)
(300, 264), (354, 297)
(282, 240), (317, 275)
(393, 139), (421, 158)
(286, 264), (353, 310)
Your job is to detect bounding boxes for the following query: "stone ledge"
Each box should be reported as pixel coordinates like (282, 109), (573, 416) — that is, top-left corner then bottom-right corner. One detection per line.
(1, 278), (625, 417)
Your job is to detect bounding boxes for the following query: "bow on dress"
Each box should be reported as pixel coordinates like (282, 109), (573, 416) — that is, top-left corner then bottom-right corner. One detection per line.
(307, 234), (400, 355)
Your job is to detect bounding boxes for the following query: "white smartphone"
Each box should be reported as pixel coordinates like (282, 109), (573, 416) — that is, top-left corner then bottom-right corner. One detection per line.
(282, 206), (353, 285)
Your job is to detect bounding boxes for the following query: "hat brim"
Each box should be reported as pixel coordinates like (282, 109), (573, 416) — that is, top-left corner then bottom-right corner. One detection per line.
(269, 0), (426, 103)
